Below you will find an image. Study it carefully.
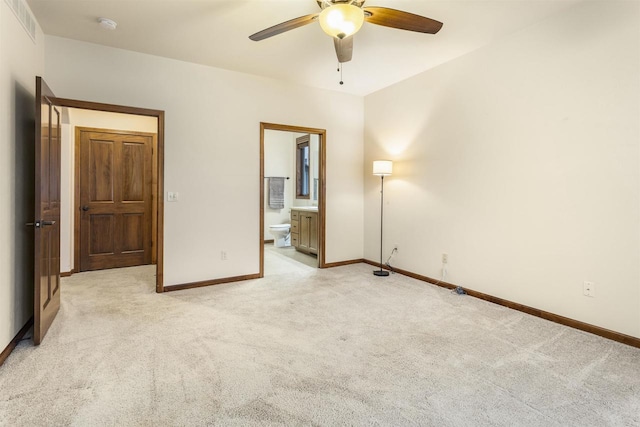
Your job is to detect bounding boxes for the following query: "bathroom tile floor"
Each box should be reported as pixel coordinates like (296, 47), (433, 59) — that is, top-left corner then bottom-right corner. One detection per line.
(264, 243), (318, 274)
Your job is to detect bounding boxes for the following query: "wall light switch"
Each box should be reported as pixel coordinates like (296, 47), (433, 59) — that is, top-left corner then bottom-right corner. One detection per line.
(167, 192), (179, 202)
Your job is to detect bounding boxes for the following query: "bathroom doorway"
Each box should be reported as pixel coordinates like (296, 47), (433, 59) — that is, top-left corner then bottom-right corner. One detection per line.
(259, 123), (326, 277)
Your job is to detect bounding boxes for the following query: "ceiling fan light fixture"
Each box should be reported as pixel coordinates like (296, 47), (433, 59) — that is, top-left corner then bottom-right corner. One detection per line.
(319, 4), (364, 39)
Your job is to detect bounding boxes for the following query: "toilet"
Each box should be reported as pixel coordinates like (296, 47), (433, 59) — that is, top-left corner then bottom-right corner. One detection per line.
(269, 224), (291, 247)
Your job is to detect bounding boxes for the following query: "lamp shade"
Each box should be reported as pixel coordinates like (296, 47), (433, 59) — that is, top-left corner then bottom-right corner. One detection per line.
(373, 160), (393, 176)
(318, 4), (365, 39)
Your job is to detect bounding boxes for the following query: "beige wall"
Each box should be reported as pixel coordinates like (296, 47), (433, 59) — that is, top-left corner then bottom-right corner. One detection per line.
(363, 1), (640, 338)
(60, 109), (158, 273)
(0, 2), (44, 351)
(44, 36), (365, 285)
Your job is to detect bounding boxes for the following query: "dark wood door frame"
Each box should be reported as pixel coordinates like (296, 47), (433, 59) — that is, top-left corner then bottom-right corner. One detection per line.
(259, 122), (327, 277)
(50, 97), (165, 293)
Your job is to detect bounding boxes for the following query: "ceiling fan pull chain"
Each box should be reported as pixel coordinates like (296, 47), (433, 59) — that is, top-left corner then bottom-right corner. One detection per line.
(337, 62), (344, 85)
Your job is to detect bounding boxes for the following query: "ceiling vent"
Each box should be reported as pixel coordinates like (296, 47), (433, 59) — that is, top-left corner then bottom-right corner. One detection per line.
(4, 0), (37, 42)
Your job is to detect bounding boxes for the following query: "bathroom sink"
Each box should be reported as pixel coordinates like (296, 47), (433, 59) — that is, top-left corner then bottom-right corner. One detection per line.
(292, 206), (318, 211)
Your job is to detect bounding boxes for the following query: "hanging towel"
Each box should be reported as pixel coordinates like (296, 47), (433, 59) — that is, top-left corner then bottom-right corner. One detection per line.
(268, 177), (285, 209)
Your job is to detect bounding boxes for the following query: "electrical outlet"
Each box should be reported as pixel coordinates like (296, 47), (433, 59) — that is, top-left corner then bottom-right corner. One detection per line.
(583, 281), (595, 297)
(442, 253), (448, 264)
(221, 251), (227, 261)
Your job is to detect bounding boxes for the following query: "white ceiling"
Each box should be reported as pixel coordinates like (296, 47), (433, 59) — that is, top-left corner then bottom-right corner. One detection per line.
(27, 0), (582, 96)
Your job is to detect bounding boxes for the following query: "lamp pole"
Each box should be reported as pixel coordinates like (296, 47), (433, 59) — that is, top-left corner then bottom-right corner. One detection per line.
(374, 174), (389, 276)
(372, 160), (392, 277)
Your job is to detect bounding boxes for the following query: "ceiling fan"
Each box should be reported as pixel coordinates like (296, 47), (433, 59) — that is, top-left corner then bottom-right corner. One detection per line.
(249, 0), (443, 64)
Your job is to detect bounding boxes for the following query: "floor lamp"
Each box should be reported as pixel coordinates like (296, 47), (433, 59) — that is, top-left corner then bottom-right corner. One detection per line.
(373, 160), (392, 277)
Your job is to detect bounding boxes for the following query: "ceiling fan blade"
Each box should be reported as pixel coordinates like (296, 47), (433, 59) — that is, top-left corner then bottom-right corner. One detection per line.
(363, 7), (443, 34)
(334, 36), (353, 63)
(249, 13), (319, 41)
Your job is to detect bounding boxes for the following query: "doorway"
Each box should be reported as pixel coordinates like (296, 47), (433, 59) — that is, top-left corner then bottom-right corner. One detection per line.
(259, 123), (326, 277)
(52, 97), (165, 292)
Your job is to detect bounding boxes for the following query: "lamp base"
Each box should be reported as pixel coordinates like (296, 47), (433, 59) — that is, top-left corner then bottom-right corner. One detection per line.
(373, 270), (390, 277)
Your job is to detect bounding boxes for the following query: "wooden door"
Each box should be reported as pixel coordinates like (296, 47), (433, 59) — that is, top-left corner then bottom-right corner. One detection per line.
(34, 77), (61, 345)
(78, 129), (153, 271)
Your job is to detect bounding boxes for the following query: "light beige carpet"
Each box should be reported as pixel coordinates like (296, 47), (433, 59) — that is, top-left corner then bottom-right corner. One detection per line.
(0, 255), (639, 426)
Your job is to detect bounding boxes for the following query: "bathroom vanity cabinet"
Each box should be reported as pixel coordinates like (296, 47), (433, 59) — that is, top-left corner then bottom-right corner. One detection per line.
(290, 208), (318, 255)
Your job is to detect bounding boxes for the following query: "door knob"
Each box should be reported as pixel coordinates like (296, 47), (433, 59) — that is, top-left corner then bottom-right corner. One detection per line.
(26, 220), (55, 228)
(82, 206), (89, 211)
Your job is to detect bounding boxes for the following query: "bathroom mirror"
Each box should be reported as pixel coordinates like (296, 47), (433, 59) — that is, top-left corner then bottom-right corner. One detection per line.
(311, 136), (319, 201)
(296, 135), (310, 199)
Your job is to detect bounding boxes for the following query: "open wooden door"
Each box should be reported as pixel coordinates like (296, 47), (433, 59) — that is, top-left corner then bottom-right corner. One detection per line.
(33, 76), (61, 345)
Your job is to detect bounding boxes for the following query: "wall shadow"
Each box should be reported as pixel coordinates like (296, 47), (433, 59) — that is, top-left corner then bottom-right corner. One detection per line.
(13, 79), (35, 325)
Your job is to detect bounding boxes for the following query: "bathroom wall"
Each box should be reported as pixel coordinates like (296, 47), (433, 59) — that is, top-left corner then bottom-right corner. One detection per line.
(59, 108), (158, 272)
(264, 129), (295, 241)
